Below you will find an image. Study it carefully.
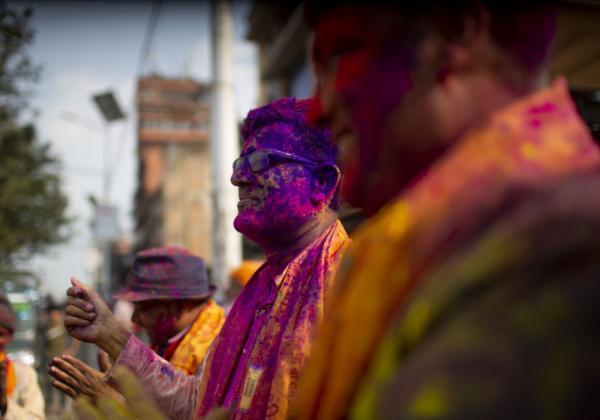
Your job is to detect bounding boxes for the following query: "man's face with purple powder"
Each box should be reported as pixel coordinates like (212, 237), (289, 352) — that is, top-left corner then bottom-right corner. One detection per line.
(231, 122), (332, 247)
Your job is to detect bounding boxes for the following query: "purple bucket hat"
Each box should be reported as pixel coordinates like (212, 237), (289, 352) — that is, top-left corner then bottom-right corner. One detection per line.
(112, 246), (215, 302)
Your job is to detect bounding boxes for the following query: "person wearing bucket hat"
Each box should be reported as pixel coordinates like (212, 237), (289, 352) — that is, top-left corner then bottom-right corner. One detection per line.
(49, 246), (225, 402)
(113, 246), (217, 303)
(113, 246), (224, 373)
(0, 293), (45, 419)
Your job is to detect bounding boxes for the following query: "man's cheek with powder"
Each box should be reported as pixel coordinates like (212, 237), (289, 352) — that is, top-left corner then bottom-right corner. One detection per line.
(235, 166), (315, 241)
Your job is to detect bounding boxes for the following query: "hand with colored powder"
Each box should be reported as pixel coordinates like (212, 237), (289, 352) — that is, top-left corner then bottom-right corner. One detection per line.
(72, 366), (166, 420)
(49, 355), (120, 402)
(64, 278), (131, 360)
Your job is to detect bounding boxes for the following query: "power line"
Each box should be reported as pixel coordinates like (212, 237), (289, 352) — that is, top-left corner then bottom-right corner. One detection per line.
(137, 0), (162, 75)
(108, 0), (163, 199)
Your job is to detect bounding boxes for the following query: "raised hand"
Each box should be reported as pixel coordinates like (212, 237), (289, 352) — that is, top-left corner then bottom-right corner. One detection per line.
(49, 355), (120, 402)
(64, 278), (131, 359)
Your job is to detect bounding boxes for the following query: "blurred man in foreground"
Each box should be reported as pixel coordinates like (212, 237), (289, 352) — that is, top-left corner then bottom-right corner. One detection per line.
(0, 294), (44, 419)
(50, 246), (224, 401)
(294, 1), (600, 419)
(63, 98), (349, 419)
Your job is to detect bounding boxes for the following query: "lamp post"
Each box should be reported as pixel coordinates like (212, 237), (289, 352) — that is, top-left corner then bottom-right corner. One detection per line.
(91, 91), (125, 298)
(92, 91), (126, 203)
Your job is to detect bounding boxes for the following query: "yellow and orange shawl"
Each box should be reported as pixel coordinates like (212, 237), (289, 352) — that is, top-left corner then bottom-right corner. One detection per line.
(294, 79), (600, 419)
(169, 300), (225, 375)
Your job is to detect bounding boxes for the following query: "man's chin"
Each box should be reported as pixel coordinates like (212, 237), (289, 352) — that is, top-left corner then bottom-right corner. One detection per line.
(234, 214), (262, 239)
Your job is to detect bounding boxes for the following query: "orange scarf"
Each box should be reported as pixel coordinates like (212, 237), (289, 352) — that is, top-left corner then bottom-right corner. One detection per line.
(169, 300), (225, 375)
(0, 352), (16, 398)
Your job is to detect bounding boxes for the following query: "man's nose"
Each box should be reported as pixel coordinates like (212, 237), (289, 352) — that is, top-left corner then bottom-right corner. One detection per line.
(231, 163), (251, 187)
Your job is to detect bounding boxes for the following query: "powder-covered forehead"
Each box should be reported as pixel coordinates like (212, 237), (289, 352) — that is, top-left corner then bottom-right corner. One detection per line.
(241, 97), (337, 163)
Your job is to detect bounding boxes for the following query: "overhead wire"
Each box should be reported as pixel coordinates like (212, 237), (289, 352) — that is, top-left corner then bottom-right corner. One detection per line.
(107, 0), (162, 200)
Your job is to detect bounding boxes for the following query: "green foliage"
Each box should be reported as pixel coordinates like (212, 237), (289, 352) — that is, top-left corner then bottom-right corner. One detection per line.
(0, 124), (70, 265)
(0, 1), (40, 123)
(0, 1), (70, 271)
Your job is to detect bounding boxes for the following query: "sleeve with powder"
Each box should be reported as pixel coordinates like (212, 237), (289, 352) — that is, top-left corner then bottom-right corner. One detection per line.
(111, 334), (200, 419)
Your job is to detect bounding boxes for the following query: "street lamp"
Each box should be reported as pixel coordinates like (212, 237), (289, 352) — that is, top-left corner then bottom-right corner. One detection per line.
(93, 91), (126, 122)
(91, 91), (125, 299)
(92, 91), (126, 203)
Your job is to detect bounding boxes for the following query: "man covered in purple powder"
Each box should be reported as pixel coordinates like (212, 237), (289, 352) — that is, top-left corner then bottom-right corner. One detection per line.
(62, 97), (350, 419)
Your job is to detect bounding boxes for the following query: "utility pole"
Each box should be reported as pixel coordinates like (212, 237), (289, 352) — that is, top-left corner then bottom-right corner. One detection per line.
(92, 91), (125, 298)
(210, 0), (242, 295)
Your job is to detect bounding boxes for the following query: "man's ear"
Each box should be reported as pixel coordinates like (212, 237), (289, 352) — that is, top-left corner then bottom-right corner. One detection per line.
(311, 165), (341, 206)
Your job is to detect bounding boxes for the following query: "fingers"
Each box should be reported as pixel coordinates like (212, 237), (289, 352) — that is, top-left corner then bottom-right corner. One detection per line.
(65, 304), (96, 321)
(51, 357), (86, 380)
(52, 379), (78, 399)
(65, 315), (92, 329)
(49, 361), (82, 390)
(71, 277), (90, 293)
(64, 295), (95, 332)
(66, 286), (82, 298)
(68, 277), (111, 318)
(62, 355), (101, 377)
(67, 286), (88, 300)
(66, 296), (94, 313)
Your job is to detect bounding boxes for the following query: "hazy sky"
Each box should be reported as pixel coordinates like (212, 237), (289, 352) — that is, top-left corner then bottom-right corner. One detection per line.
(11, 1), (258, 298)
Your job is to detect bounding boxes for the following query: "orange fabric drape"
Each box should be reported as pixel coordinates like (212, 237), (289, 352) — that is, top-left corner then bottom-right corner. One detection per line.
(0, 352), (16, 397)
(169, 300), (225, 375)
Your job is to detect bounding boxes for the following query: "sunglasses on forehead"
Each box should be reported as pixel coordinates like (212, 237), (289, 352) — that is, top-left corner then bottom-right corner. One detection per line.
(232, 149), (331, 173)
